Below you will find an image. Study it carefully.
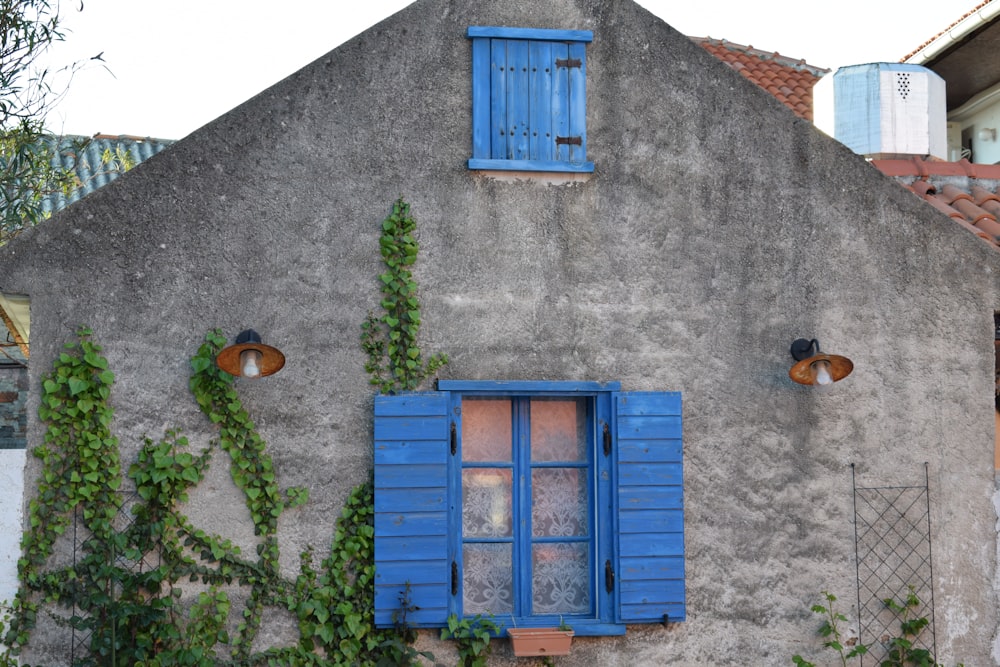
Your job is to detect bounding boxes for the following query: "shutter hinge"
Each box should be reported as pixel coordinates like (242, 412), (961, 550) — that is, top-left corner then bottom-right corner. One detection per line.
(450, 422), (457, 456)
(602, 421), (611, 456)
(555, 136), (582, 146)
(605, 560), (615, 594)
(451, 561), (458, 596)
(555, 57), (582, 68)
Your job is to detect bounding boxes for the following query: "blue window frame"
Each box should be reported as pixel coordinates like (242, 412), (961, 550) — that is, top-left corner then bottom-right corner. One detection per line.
(468, 27), (595, 173)
(374, 381), (684, 635)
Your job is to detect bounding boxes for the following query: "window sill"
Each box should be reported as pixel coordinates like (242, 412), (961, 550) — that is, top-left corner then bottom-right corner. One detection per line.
(468, 158), (595, 173)
(484, 621), (626, 637)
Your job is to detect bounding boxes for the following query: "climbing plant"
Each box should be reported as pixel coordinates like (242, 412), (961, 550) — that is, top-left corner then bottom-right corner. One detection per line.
(793, 589), (963, 667)
(7, 329), (426, 666)
(294, 480), (430, 666)
(6, 200), (448, 663)
(361, 197), (448, 393)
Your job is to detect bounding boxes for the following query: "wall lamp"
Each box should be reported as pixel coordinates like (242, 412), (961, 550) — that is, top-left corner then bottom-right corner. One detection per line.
(216, 329), (285, 379)
(789, 338), (853, 388)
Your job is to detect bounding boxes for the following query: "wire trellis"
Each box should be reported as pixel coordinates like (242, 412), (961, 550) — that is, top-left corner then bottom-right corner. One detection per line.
(852, 463), (935, 665)
(69, 491), (160, 665)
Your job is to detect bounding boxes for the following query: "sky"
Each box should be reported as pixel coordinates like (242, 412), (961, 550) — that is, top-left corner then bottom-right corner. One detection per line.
(40, 0), (982, 140)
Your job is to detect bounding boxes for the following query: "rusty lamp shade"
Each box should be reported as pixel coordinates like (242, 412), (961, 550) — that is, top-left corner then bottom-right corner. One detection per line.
(789, 338), (853, 388)
(216, 329), (285, 379)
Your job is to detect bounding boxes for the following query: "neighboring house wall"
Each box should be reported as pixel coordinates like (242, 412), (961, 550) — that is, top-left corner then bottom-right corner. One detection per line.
(947, 84), (1000, 164)
(0, 1), (998, 664)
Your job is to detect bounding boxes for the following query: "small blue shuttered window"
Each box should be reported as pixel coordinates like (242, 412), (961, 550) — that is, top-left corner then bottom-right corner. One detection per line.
(374, 381), (684, 635)
(468, 27), (595, 173)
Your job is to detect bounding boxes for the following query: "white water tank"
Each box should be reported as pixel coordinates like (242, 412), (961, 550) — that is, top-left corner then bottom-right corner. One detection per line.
(813, 63), (946, 160)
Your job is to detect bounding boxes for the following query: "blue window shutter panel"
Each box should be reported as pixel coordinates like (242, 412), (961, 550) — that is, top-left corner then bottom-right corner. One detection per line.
(374, 392), (451, 627)
(490, 39), (508, 160)
(468, 27), (594, 173)
(614, 391), (685, 623)
(470, 37), (492, 161)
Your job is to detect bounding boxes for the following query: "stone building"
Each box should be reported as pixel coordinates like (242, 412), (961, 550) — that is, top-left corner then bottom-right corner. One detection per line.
(1, 0), (998, 664)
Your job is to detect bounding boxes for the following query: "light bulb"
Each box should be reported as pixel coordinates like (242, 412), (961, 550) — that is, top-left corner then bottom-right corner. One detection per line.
(240, 349), (262, 378)
(812, 359), (833, 387)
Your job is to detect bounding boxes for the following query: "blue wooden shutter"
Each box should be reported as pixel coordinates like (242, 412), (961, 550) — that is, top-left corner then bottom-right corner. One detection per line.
(373, 392), (451, 627)
(614, 391), (685, 623)
(468, 27), (594, 172)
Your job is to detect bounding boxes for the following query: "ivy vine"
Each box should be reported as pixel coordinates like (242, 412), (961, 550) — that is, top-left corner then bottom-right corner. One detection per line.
(361, 197), (448, 393)
(6, 329), (425, 666)
(10, 327), (122, 651)
(5, 201), (446, 664)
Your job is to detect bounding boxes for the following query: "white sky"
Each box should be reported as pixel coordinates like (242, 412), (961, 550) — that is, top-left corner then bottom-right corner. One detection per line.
(41, 0), (981, 140)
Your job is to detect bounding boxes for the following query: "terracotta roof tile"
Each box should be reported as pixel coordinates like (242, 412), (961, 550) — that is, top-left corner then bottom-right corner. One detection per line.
(940, 183), (974, 203)
(692, 37), (829, 121)
(972, 184), (1000, 204)
(872, 157), (1000, 250)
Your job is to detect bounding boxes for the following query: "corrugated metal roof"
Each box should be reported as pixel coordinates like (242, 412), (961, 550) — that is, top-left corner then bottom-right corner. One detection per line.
(42, 134), (174, 214)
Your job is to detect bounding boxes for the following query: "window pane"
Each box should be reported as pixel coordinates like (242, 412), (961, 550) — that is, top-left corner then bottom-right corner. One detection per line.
(532, 543), (590, 614)
(462, 398), (512, 461)
(530, 398), (586, 461)
(532, 468), (587, 537)
(464, 543), (513, 614)
(463, 469), (512, 538)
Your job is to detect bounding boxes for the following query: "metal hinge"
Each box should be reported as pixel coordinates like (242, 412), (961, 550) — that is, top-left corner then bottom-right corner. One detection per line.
(555, 136), (582, 146)
(605, 560), (615, 593)
(602, 421), (611, 456)
(555, 57), (582, 68)
(451, 561), (458, 596)
(450, 422), (457, 455)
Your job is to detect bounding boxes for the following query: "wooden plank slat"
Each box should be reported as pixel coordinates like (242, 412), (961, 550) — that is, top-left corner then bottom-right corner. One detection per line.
(507, 39), (530, 160)
(491, 39), (508, 160)
(529, 40), (553, 161)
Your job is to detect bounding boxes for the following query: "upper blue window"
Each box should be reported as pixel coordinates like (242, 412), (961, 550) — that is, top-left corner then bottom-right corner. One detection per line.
(373, 381), (684, 636)
(468, 27), (595, 173)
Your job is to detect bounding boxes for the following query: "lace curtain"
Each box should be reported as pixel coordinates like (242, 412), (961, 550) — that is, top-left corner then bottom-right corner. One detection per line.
(462, 397), (591, 616)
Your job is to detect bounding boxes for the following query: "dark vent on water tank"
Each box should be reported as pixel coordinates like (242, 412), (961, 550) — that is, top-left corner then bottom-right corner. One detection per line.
(896, 72), (911, 100)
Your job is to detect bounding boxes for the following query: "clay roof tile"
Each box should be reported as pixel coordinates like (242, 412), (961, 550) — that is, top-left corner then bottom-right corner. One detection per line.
(972, 185), (1000, 206)
(951, 197), (1000, 231)
(940, 184), (975, 204)
(909, 180), (937, 197)
(692, 37), (828, 121)
(924, 195), (967, 221)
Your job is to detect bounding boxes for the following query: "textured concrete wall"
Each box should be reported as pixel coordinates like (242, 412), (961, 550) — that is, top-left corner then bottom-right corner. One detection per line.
(1, 0), (999, 664)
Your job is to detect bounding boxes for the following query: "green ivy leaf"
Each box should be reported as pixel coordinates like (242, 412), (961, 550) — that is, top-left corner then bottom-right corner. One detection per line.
(67, 377), (89, 396)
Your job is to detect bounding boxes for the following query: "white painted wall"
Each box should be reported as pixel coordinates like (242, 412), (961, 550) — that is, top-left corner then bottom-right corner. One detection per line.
(0, 449), (25, 606)
(949, 83), (1000, 165)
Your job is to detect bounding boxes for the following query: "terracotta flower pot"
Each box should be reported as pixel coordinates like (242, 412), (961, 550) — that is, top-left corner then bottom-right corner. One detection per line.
(507, 627), (574, 656)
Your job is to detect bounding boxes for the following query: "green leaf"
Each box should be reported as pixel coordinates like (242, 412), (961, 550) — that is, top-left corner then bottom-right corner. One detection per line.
(83, 351), (108, 368)
(67, 377), (89, 396)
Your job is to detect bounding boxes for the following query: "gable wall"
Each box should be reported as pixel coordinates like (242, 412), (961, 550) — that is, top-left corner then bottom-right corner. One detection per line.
(1, 0), (998, 663)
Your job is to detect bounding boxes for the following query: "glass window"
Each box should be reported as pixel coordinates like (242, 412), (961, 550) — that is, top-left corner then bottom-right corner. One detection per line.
(461, 397), (591, 619)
